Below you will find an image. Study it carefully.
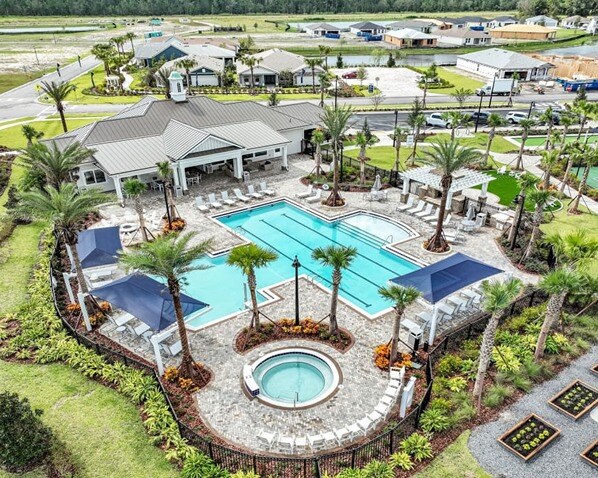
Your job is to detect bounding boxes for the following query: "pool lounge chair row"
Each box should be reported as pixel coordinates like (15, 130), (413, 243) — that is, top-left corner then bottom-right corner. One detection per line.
(416, 285), (484, 331)
(296, 184), (323, 204)
(196, 183), (276, 212)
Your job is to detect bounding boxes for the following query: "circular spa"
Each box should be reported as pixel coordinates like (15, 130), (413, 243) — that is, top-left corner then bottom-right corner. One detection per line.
(245, 349), (341, 409)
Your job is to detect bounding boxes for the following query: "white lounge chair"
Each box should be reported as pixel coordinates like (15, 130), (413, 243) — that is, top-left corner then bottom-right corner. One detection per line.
(257, 431), (276, 450)
(444, 229), (462, 244)
(307, 434), (325, 450)
(397, 195), (415, 211)
(380, 395), (395, 407)
(195, 196), (210, 212)
(414, 203), (434, 218)
(497, 166), (507, 175)
(160, 340), (182, 357)
(333, 427), (351, 444)
(422, 208), (439, 222)
(126, 321), (152, 341)
(296, 184), (313, 199)
(347, 423), (364, 438)
(207, 193), (222, 208)
(406, 201), (425, 215)
(259, 182), (275, 196)
(295, 436), (309, 452)
(246, 185), (263, 199)
(278, 436), (294, 453)
(109, 312), (135, 328)
(306, 189), (322, 204)
(220, 191), (236, 206)
(357, 416), (374, 434)
(368, 411), (383, 425)
(233, 188), (251, 202)
(322, 431), (338, 445)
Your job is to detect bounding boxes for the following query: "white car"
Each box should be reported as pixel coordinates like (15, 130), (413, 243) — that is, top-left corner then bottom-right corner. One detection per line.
(425, 113), (450, 128)
(506, 111), (528, 124)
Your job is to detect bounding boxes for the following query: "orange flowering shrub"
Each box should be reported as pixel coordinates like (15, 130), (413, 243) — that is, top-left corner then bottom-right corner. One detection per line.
(162, 218), (186, 234)
(278, 317), (320, 335)
(178, 377), (199, 392)
(373, 343), (413, 370)
(66, 303), (81, 313)
(98, 301), (111, 312)
(164, 366), (179, 382)
(89, 312), (107, 326)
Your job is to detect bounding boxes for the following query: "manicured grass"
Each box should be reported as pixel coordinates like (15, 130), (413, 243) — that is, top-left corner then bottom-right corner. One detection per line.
(414, 431), (491, 478)
(0, 72), (43, 94)
(427, 67), (484, 95)
(0, 361), (179, 478)
(343, 145), (425, 170)
(425, 133), (519, 154)
(0, 117), (101, 149)
(510, 135), (598, 147)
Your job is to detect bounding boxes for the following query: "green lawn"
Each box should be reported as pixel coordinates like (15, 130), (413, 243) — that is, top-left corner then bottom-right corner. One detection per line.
(0, 72), (42, 94)
(0, 361), (179, 478)
(427, 67), (485, 95)
(343, 145), (426, 170)
(510, 135), (598, 147)
(425, 133), (519, 154)
(414, 431), (490, 478)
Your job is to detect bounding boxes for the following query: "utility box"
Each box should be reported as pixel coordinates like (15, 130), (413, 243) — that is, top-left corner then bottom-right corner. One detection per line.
(243, 171), (251, 183)
(407, 322), (423, 351)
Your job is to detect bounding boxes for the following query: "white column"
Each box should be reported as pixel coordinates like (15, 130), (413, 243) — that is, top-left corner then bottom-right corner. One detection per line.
(402, 177), (410, 194)
(281, 146), (288, 170)
(78, 292), (92, 331)
(177, 164), (187, 191)
(63, 272), (75, 303)
(428, 305), (439, 346)
(151, 336), (165, 376)
(446, 191), (454, 210)
(480, 182), (489, 199)
(233, 155), (243, 179)
(172, 166), (180, 188)
(113, 176), (123, 204)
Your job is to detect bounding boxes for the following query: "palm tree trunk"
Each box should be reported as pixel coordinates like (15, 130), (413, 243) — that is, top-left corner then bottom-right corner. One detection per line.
(134, 196), (148, 242)
(473, 313), (500, 409)
(329, 271), (340, 335)
(359, 146), (366, 186)
(390, 307), (405, 364)
(450, 126), (455, 141)
(515, 134), (527, 170)
(186, 70), (192, 95)
(520, 207), (542, 262)
(575, 117), (586, 141)
(545, 124), (553, 151)
(311, 67), (316, 94)
(326, 141), (342, 206)
(559, 157), (573, 194)
(315, 143), (322, 180)
(484, 129), (494, 167)
(426, 185), (449, 252)
(250, 67), (254, 95)
(568, 163), (590, 214)
(58, 104), (68, 133)
(129, 38), (134, 51)
(248, 272), (260, 330)
(394, 140), (401, 172)
(68, 237), (89, 295)
(507, 191), (526, 244)
(534, 291), (566, 360)
(409, 128), (420, 167)
(422, 82), (428, 109)
(320, 86), (324, 107)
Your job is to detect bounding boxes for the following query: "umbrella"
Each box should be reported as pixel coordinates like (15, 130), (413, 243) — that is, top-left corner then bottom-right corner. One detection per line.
(372, 174), (382, 192)
(76, 226), (122, 269)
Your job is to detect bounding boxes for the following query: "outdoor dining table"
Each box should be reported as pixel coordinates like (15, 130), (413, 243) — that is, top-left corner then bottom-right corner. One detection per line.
(120, 223), (138, 235)
(461, 219), (476, 232)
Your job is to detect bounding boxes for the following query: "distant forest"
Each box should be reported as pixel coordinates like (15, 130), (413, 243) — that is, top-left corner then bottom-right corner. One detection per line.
(0, 0), (595, 17)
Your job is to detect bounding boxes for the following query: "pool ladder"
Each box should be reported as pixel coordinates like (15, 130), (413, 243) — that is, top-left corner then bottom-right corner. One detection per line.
(382, 234), (394, 246)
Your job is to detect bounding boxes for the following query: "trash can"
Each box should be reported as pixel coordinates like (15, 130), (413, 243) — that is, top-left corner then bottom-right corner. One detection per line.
(406, 322), (423, 351)
(243, 171), (251, 183)
(174, 185), (183, 198)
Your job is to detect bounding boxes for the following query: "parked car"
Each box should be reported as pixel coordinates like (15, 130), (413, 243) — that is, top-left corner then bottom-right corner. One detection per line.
(425, 113), (450, 128)
(342, 71), (358, 79)
(506, 111), (529, 124)
(533, 109), (562, 125)
(468, 111), (490, 125)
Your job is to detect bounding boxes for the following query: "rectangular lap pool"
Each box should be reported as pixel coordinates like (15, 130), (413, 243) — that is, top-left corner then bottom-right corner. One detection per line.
(183, 200), (420, 329)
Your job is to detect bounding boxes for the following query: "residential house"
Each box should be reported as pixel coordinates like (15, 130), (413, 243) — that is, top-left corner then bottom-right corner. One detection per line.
(383, 29), (437, 48)
(456, 16), (492, 29)
(386, 20), (435, 34)
(525, 15), (558, 27)
(414, 18), (452, 30)
(160, 55), (224, 86)
(349, 21), (387, 36)
(134, 36), (235, 67)
(456, 48), (554, 80)
(45, 81), (324, 202)
(237, 49), (325, 88)
(304, 23), (341, 36)
(490, 24), (557, 41)
(437, 17), (468, 29)
(487, 16), (519, 29)
(560, 16), (590, 29)
(434, 29), (491, 46)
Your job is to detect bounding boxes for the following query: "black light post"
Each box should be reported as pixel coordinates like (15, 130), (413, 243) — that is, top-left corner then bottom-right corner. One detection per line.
(77, 55), (81, 67)
(527, 101), (535, 119)
(487, 74), (497, 108)
(334, 75), (339, 111)
(392, 109), (398, 147)
(90, 71), (95, 88)
(292, 256), (301, 325)
(510, 194), (524, 250)
(162, 182), (172, 229)
(56, 63), (61, 77)
(340, 142), (344, 183)
(474, 92), (485, 133)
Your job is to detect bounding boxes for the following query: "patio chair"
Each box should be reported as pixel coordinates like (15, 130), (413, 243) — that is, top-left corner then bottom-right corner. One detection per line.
(109, 311), (135, 328)
(278, 436), (295, 453)
(207, 193), (223, 208)
(357, 416), (375, 434)
(414, 203), (434, 218)
(416, 311), (434, 329)
(195, 196), (210, 213)
(397, 195), (415, 212)
(220, 191), (236, 206)
(368, 411), (383, 425)
(296, 184), (313, 199)
(247, 184), (263, 199)
(333, 427), (351, 444)
(422, 207), (439, 222)
(257, 430), (276, 450)
(406, 201), (425, 215)
(306, 189), (322, 204)
(347, 423), (364, 439)
(295, 436), (309, 452)
(259, 182), (276, 196)
(160, 340), (182, 357)
(307, 434), (326, 450)
(497, 166), (507, 175)
(380, 395), (395, 407)
(322, 431), (338, 445)
(444, 229), (462, 244)
(125, 321), (152, 342)
(375, 402), (391, 419)
(233, 188), (251, 202)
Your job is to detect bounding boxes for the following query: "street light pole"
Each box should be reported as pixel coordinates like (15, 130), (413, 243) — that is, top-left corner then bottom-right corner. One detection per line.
(527, 101), (535, 119)
(488, 74), (497, 108)
(292, 256), (301, 326)
(474, 92), (485, 133)
(392, 109), (398, 147)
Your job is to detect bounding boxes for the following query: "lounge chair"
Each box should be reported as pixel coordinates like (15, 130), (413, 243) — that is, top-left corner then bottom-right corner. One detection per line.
(333, 427), (351, 444)
(414, 203), (434, 218)
(125, 321), (152, 341)
(233, 188), (251, 202)
(368, 410), (383, 424)
(375, 402), (391, 418)
(397, 195), (415, 211)
(220, 191), (236, 206)
(357, 416), (375, 434)
(444, 229), (462, 244)
(306, 189), (322, 204)
(322, 431), (338, 445)
(195, 196), (210, 212)
(307, 434), (325, 450)
(278, 436), (294, 453)
(160, 340), (182, 357)
(380, 395), (395, 407)
(347, 423), (364, 438)
(497, 166), (507, 175)
(257, 431), (276, 450)
(422, 207), (439, 222)
(259, 182), (275, 196)
(295, 436), (309, 452)
(109, 312), (135, 328)
(207, 193), (222, 208)
(406, 201), (425, 215)
(247, 184), (263, 199)
(296, 184), (313, 199)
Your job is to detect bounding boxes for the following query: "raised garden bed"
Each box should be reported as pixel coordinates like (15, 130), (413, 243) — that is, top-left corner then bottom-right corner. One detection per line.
(498, 414), (560, 461)
(581, 439), (598, 470)
(548, 380), (598, 420)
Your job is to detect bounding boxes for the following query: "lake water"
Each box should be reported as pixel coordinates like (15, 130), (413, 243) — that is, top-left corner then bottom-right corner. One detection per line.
(539, 43), (598, 58)
(328, 53), (459, 67)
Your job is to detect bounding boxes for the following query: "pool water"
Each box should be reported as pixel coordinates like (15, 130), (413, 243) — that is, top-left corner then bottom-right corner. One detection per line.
(183, 200), (420, 328)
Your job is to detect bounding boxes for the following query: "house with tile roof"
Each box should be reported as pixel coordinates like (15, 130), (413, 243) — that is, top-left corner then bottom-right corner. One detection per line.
(456, 48), (554, 80)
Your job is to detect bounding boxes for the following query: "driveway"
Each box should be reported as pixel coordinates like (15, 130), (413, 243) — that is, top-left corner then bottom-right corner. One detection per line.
(331, 67), (425, 98)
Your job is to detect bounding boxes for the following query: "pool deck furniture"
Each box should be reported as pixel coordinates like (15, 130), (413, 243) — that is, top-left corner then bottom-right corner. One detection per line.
(220, 191), (236, 206)
(160, 340), (182, 357)
(397, 195), (415, 211)
(109, 312), (135, 328)
(334, 427), (351, 443)
(120, 223), (138, 235)
(295, 436), (309, 452)
(233, 188), (251, 202)
(247, 184), (264, 199)
(208, 193), (223, 208)
(461, 219), (476, 232)
(375, 402), (391, 419)
(306, 189), (323, 204)
(406, 201), (426, 215)
(422, 208), (439, 222)
(415, 203), (434, 218)
(257, 430), (276, 450)
(322, 431), (338, 445)
(357, 416), (375, 434)
(195, 196), (210, 212)
(296, 184), (313, 199)
(259, 182), (276, 196)
(308, 434), (326, 450)
(347, 423), (363, 439)
(278, 436), (295, 453)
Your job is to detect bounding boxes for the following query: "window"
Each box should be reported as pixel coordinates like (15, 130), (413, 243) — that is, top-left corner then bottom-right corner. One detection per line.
(242, 153), (253, 160)
(275, 148), (281, 153)
(84, 169), (106, 185)
(254, 151), (267, 157)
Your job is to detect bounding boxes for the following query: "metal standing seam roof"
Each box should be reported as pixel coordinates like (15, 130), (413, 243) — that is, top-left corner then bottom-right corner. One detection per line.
(400, 167), (494, 193)
(110, 96), (158, 120)
(134, 38), (187, 59)
(92, 136), (171, 175)
(162, 120), (210, 159)
(458, 48), (553, 69)
(385, 28), (436, 40)
(161, 54), (225, 74)
(237, 48), (323, 75)
(202, 121), (291, 150)
(274, 102), (325, 125)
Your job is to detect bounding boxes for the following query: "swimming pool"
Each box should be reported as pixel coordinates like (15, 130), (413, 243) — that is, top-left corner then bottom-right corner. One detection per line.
(183, 200), (420, 329)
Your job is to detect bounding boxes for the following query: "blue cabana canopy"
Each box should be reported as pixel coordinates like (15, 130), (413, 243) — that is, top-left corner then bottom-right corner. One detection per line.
(91, 274), (209, 331)
(391, 253), (502, 304)
(77, 226), (122, 269)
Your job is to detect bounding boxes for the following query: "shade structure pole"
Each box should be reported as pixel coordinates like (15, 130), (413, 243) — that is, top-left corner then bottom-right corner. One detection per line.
(63, 272), (76, 303)
(78, 292), (92, 331)
(151, 335), (165, 376)
(428, 305), (439, 346)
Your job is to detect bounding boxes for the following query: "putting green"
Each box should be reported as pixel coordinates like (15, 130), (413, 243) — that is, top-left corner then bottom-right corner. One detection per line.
(575, 166), (598, 189)
(510, 134), (598, 147)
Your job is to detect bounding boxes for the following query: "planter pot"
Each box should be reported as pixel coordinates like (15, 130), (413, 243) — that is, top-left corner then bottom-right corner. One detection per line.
(580, 439), (598, 470)
(548, 380), (598, 420)
(498, 414), (560, 461)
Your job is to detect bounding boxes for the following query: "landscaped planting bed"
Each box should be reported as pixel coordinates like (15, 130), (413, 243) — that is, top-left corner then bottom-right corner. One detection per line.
(581, 439), (598, 470)
(498, 414), (560, 461)
(548, 380), (598, 420)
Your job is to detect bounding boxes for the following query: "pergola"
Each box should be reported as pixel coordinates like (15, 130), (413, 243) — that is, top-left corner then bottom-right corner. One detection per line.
(400, 167), (495, 209)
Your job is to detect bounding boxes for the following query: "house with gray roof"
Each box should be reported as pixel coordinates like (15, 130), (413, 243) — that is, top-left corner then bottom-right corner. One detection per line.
(525, 15), (558, 28)
(160, 55), (224, 87)
(387, 20), (434, 34)
(434, 28), (491, 46)
(349, 22), (387, 36)
(456, 48), (553, 80)
(134, 36), (235, 67)
(304, 23), (341, 36)
(488, 16), (519, 29)
(45, 77), (322, 202)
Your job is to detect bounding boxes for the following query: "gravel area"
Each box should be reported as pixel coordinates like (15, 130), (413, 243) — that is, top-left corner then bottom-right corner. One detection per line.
(330, 67), (425, 97)
(468, 345), (598, 478)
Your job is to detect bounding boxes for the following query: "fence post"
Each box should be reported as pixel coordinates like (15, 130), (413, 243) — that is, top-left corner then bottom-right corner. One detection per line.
(208, 441), (214, 459)
(351, 449), (356, 469)
(314, 458), (321, 478)
(529, 290), (536, 306)
(252, 454), (257, 474)
(389, 429), (394, 454)
(466, 324), (472, 339)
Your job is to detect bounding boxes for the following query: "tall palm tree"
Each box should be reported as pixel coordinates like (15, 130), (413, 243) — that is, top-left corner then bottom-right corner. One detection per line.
(507, 173), (539, 246)
(176, 57), (198, 94)
(318, 71), (332, 108)
(472, 278), (522, 408)
(559, 140), (579, 194)
(557, 113), (575, 152)
(514, 119), (534, 170)
(355, 131), (376, 186)
(119, 233), (213, 383)
(124, 32), (137, 52)
(421, 139), (481, 252)
(122, 179), (149, 242)
(539, 149), (560, 189)
(393, 125), (406, 172)
(536, 107), (555, 150)
(311, 127), (326, 181)
(441, 111), (471, 140)
(318, 45), (332, 69)
(226, 244), (278, 331)
(91, 43), (114, 76)
(572, 100), (598, 142)
(520, 189), (553, 262)
(156, 161), (177, 223)
(110, 36), (125, 55)
(21, 141), (93, 189)
(568, 146), (598, 214)
(21, 124), (44, 148)
(240, 55), (261, 94)
(312, 245), (357, 335)
(305, 57), (323, 94)
(320, 105), (353, 207)
(40, 80), (75, 133)
(378, 285), (421, 364)
(18, 184), (107, 295)
(483, 113), (507, 167)
(407, 113), (426, 166)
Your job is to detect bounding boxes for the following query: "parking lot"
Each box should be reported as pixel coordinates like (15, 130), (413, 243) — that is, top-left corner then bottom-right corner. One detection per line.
(330, 66), (424, 97)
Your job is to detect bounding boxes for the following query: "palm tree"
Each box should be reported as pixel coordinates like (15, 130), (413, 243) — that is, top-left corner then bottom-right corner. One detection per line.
(122, 179), (149, 242)
(472, 278), (522, 408)
(156, 67), (174, 98)
(320, 105), (353, 207)
(110, 36), (125, 56)
(557, 113), (575, 152)
(355, 131), (376, 186)
(421, 139), (481, 252)
(572, 100), (598, 142)
(21, 141), (93, 189)
(21, 124), (44, 148)
(91, 43), (114, 75)
(393, 126), (406, 172)
(568, 146), (598, 214)
(539, 148), (560, 189)
(119, 233), (213, 383)
(318, 71), (332, 107)
(176, 57), (198, 94)
(18, 183), (107, 295)
(311, 128), (326, 181)
(407, 113), (426, 166)
(520, 189), (553, 262)
(40, 80), (76, 133)
(536, 107), (555, 150)
(124, 32), (137, 52)
(312, 245), (357, 335)
(378, 285), (421, 364)
(441, 111), (471, 140)
(545, 228), (598, 270)
(507, 173), (539, 246)
(559, 140), (579, 194)
(305, 57), (323, 94)
(514, 119), (534, 170)
(226, 244), (278, 331)
(240, 55), (261, 94)
(483, 113), (507, 167)
(156, 161), (177, 224)
(318, 45), (332, 69)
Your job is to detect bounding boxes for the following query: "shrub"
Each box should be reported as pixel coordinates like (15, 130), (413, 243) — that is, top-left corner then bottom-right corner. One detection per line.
(181, 452), (228, 478)
(504, 304), (546, 332)
(492, 345), (522, 372)
(428, 397), (452, 412)
(336, 469), (365, 478)
(389, 451), (414, 471)
(419, 407), (451, 433)
(520, 358), (552, 382)
(435, 354), (463, 377)
(231, 472), (260, 478)
(0, 391), (53, 472)
(362, 459), (394, 478)
(483, 384), (513, 408)
(459, 358), (477, 381)
(498, 370), (532, 392)
(446, 376), (467, 392)
(400, 433), (433, 462)
(544, 333), (569, 354)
